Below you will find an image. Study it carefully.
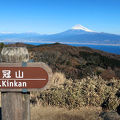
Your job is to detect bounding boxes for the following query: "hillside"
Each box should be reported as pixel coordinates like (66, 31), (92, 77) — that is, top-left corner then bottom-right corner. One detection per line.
(1, 42), (120, 119)
(2, 42), (120, 80)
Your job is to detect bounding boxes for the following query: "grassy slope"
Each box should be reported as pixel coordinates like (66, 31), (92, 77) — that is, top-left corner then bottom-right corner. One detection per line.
(31, 105), (102, 120)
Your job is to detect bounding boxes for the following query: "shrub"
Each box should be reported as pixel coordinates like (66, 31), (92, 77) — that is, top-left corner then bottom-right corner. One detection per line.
(51, 72), (66, 87)
(32, 76), (120, 110)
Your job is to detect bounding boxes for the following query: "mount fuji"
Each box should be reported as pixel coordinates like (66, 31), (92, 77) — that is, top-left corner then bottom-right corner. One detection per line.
(52, 25), (94, 36)
(0, 24), (120, 45)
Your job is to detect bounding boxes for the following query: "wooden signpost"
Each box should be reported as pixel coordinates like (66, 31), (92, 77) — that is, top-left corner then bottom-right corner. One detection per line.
(0, 47), (52, 120)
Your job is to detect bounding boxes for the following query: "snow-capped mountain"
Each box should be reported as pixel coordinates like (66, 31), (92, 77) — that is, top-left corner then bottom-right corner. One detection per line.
(72, 24), (93, 32)
(0, 25), (120, 45)
(50, 25), (95, 36)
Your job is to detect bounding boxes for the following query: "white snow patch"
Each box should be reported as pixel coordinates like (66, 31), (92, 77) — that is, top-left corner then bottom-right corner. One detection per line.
(72, 24), (93, 32)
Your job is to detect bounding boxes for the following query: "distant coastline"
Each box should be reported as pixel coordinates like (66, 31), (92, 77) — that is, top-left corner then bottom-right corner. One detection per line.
(1, 41), (120, 46)
(0, 41), (120, 55)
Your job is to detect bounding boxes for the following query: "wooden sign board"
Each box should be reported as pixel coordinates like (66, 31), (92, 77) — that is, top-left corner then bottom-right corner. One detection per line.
(0, 62), (52, 92)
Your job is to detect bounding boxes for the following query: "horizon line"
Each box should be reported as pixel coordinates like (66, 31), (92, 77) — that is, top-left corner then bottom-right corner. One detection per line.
(1, 41), (120, 46)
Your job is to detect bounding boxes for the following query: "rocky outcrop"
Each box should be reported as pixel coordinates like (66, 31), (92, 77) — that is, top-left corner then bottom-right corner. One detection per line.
(100, 111), (120, 120)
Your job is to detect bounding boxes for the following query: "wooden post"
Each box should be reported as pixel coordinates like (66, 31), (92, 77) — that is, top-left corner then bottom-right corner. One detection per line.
(1, 47), (30, 120)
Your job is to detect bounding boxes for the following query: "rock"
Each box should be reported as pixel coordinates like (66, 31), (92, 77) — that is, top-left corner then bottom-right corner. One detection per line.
(100, 111), (120, 120)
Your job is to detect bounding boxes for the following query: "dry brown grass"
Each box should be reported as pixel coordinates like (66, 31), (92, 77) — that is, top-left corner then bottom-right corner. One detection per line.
(51, 72), (66, 87)
(31, 105), (102, 120)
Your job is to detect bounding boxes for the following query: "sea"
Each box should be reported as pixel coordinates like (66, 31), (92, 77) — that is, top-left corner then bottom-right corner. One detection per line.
(4, 42), (120, 55)
(71, 44), (120, 55)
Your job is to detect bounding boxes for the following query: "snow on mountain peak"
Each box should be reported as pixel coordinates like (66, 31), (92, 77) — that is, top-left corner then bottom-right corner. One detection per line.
(72, 24), (93, 32)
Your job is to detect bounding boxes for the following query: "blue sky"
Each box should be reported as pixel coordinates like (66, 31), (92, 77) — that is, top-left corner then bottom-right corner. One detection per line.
(0, 0), (120, 34)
